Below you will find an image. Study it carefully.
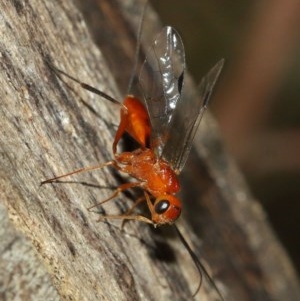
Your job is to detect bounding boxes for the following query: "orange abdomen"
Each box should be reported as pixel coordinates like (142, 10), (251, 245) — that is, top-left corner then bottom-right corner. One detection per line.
(123, 96), (151, 148)
(113, 96), (151, 153)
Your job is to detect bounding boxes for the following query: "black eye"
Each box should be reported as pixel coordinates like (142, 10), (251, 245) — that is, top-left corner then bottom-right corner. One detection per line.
(155, 200), (170, 214)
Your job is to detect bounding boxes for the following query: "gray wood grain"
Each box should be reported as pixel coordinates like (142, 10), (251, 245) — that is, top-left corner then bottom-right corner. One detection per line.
(0, 0), (299, 300)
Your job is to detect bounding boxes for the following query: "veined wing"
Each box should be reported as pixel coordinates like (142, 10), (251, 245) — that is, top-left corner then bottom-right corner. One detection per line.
(139, 26), (185, 157)
(161, 59), (224, 173)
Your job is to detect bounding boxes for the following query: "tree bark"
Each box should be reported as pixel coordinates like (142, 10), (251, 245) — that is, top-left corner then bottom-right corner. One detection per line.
(0, 0), (299, 301)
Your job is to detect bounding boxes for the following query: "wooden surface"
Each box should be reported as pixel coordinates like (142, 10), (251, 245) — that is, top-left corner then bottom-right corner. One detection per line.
(0, 0), (299, 300)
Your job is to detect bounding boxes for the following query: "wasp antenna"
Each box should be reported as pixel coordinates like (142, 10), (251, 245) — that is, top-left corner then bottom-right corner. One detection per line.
(46, 60), (126, 110)
(173, 225), (224, 300)
(126, 0), (149, 95)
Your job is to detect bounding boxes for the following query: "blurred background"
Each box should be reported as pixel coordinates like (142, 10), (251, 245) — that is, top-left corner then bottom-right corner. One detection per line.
(151, 0), (300, 277)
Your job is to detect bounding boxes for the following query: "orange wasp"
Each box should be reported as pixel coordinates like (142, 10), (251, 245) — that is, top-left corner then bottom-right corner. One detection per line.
(42, 24), (224, 298)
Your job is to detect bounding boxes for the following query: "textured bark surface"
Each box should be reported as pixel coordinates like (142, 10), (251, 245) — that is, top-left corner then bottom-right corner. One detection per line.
(0, 0), (299, 301)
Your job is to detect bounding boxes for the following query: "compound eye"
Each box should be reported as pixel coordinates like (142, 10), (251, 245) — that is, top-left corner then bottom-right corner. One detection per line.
(154, 200), (170, 214)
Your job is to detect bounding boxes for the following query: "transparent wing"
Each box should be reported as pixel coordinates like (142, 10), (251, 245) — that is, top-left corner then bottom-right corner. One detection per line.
(161, 59), (225, 173)
(139, 26), (185, 157)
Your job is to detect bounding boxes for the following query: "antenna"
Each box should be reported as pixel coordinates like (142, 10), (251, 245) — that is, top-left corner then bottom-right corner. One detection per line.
(173, 225), (224, 300)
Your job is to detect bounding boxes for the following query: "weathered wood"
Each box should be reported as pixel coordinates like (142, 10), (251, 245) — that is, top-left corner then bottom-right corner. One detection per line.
(0, 0), (299, 301)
